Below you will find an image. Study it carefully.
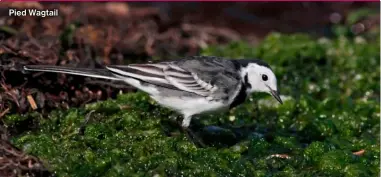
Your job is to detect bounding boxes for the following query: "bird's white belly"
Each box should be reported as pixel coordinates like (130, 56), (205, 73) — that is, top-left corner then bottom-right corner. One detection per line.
(151, 96), (226, 116)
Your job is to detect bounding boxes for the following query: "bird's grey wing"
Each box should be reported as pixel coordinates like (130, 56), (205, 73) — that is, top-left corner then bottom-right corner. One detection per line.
(106, 62), (214, 95)
(165, 57), (243, 100)
(106, 57), (243, 100)
(105, 63), (180, 90)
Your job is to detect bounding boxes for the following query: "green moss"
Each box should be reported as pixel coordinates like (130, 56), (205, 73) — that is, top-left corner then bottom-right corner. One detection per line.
(346, 8), (379, 25)
(5, 31), (379, 176)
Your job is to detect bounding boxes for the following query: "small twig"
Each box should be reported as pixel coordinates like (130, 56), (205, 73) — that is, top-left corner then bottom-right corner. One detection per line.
(0, 26), (18, 36)
(26, 95), (37, 110)
(145, 37), (155, 56)
(266, 154), (291, 160)
(0, 108), (10, 118)
(182, 23), (241, 41)
(118, 105), (131, 110)
(353, 149), (365, 156)
(78, 110), (96, 135)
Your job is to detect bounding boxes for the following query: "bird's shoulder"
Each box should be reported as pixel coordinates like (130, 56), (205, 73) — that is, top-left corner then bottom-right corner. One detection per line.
(167, 56), (243, 101)
(172, 56), (240, 72)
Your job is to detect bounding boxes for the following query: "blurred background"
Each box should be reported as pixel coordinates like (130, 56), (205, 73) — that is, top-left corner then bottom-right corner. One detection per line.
(0, 2), (379, 176)
(0, 2), (379, 60)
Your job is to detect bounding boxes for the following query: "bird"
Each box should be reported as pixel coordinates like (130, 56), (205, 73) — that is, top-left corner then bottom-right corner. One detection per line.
(23, 56), (282, 139)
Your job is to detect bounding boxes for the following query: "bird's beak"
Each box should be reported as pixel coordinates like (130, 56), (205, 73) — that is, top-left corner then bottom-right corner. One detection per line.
(269, 88), (283, 104)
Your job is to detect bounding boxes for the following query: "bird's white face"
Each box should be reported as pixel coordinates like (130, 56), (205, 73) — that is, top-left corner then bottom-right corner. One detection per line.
(241, 63), (283, 104)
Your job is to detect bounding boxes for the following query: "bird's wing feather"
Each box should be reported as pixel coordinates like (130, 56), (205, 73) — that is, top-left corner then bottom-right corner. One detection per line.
(171, 58), (243, 100)
(106, 57), (243, 100)
(163, 63), (215, 96)
(106, 63), (179, 90)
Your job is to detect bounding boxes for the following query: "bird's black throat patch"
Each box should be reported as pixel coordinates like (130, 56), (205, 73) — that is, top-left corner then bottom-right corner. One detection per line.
(229, 83), (247, 109)
(244, 74), (252, 89)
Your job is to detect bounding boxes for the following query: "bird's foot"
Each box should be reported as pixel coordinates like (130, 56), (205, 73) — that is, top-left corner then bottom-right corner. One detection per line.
(175, 117), (206, 147)
(180, 126), (206, 148)
(165, 115), (206, 147)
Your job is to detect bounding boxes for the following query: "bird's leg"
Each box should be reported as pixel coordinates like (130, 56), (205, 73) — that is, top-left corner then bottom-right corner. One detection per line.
(181, 116), (192, 128)
(180, 115), (206, 147)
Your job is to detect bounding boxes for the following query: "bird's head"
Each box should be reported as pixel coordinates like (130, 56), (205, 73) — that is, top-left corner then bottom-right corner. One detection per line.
(239, 60), (283, 104)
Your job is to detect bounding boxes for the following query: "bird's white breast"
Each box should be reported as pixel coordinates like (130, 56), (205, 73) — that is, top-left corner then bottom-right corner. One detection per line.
(151, 95), (227, 116)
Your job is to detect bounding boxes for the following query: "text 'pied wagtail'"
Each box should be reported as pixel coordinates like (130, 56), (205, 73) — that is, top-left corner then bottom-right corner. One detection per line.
(24, 56), (282, 128)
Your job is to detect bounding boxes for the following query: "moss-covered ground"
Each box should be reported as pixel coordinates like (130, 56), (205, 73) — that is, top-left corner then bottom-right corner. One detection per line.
(5, 32), (380, 176)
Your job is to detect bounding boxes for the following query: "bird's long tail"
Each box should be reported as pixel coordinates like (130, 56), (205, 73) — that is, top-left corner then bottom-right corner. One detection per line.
(23, 65), (122, 81)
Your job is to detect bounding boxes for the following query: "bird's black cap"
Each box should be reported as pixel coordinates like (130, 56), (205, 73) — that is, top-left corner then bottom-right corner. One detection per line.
(233, 59), (272, 70)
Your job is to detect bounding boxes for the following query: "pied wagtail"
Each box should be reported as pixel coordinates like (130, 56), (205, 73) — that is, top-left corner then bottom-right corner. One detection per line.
(23, 56), (282, 129)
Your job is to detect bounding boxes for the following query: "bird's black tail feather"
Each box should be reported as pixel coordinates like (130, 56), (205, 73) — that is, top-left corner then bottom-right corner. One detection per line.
(23, 65), (121, 81)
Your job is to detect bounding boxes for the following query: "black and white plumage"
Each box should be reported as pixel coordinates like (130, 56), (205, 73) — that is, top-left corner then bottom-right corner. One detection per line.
(23, 56), (282, 128)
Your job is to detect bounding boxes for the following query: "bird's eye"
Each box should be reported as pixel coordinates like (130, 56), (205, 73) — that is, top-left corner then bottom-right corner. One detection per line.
(262, 74), (268, 81)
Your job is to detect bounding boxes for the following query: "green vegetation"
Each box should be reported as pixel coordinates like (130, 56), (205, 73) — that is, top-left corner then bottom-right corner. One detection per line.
(6, 32), (380, 176)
